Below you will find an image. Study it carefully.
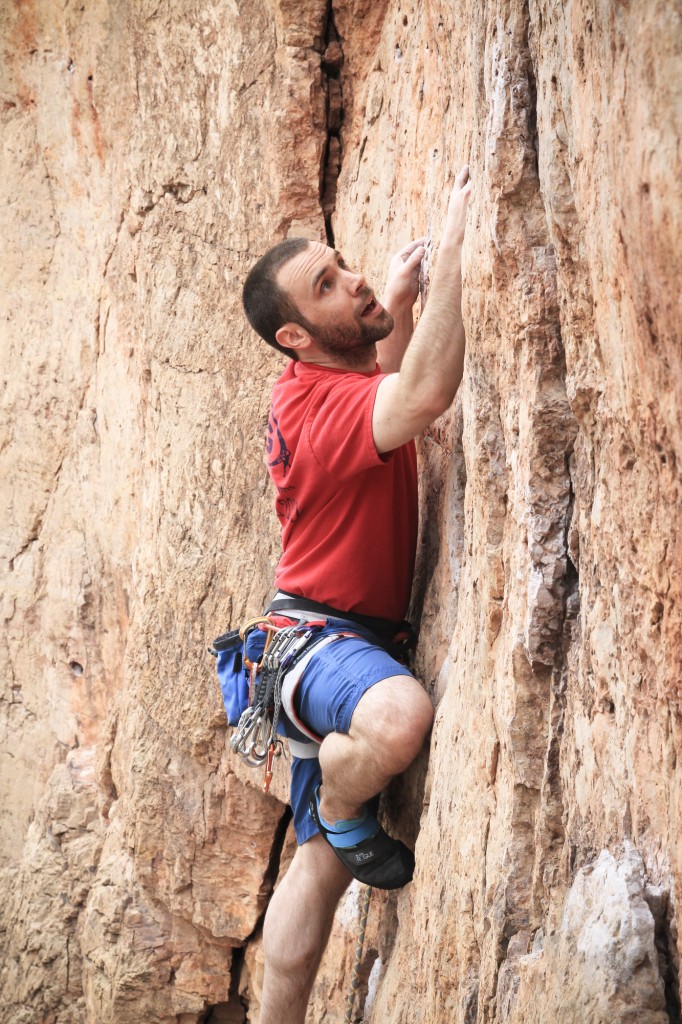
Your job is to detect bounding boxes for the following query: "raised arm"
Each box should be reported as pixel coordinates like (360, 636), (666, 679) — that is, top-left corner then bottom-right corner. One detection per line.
(376, 238), (426, 373)
(372, 166), (471, 454)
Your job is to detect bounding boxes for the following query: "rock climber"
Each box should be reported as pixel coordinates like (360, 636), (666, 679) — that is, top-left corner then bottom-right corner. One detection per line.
(241, 165), (471, 1023)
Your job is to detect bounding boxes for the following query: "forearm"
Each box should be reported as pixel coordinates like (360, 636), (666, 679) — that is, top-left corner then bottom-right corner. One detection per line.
(394, 240), (465, 414)
(376, 301), (414, 373)
(371, 168), (470, 454)
(376, 237), (425, 373)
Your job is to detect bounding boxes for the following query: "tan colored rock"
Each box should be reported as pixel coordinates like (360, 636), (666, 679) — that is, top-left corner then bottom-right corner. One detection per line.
(326, 1), (681, 1021)
(1, 1), (680, 1023)
(0, 749), (103, 1023)
(499, 846), (669, 1024)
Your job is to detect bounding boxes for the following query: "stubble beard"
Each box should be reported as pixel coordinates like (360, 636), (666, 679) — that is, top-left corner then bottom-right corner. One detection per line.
(310, 307), (395, 368)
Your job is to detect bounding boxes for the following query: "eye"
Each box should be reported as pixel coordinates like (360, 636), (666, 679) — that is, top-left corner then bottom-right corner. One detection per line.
(321, 279), (332, 292)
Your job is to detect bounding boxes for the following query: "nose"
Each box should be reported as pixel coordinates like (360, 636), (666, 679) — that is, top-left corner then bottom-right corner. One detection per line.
(345, 267), (366, 294)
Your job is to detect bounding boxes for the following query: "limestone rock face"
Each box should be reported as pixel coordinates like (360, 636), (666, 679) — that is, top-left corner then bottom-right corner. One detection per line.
(1, 1), (680, 1023)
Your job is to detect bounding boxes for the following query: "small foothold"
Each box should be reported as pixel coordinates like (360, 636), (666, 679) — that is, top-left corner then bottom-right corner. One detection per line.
(69, 661), (84, 676)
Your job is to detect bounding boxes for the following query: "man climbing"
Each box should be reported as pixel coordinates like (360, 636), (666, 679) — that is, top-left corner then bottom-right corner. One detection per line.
(241, 165), (471, 1023)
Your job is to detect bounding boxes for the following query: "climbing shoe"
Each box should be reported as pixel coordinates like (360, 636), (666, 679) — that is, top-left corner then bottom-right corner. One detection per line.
(308, 784), (414, 890)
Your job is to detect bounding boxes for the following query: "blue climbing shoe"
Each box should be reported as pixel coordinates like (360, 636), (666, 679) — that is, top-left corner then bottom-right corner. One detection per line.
(308, 784), (414, 889)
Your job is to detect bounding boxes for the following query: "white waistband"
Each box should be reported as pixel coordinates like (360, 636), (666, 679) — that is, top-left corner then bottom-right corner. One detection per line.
(280, 633), (341, 748)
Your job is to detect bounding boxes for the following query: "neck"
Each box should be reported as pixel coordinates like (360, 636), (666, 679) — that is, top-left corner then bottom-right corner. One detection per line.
(298, 345), (378, 373)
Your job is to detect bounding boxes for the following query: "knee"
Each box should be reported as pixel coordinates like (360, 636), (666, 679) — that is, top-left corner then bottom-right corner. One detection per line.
(262, 839), (348, 979)
(263, 890), (319, 981)
(263, 911), (318, 980)
(367, 681), (433, 771)
(393, 688), (433, 761)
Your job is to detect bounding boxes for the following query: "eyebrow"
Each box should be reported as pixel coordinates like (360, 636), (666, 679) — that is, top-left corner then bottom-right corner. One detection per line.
(311, 250), (341, 293)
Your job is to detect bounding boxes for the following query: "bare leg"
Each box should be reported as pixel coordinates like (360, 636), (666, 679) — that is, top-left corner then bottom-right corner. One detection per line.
(259, 835), (352, 1024)
(317, 674), (433, 824)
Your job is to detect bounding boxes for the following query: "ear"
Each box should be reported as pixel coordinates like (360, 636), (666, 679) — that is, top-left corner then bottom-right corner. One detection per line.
(275, 322), (313, 354)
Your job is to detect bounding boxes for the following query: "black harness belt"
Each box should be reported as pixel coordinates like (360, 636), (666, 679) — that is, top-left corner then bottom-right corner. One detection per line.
(267, 591), (417, 664)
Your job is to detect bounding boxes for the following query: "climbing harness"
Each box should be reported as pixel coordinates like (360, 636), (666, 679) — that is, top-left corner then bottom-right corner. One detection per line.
(344, 885), (373, 1024)
(211, 612), (361, 792)
(210, 600), (417, 794)
(228, 615), (327, 792)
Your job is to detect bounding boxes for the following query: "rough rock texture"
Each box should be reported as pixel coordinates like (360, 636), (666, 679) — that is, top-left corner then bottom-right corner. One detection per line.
(1, 1), (680, 1022)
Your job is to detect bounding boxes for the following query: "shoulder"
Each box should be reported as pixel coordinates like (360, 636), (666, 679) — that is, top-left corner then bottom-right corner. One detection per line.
(272, 360), (298, 390)
(272, 364), (386, 427)
(309, 364), (384, 393)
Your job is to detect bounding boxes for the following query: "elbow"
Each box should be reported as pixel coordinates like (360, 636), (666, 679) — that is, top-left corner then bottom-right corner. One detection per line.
(428, 379), (461, 419)
(393, 370), (462, 434)
(404, 387), (456, 432)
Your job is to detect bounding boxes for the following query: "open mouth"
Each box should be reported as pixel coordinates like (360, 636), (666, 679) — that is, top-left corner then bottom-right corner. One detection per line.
(361, 295), (379, 317)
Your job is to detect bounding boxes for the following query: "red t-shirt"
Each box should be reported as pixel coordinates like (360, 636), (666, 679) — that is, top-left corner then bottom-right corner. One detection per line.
(266, 360), (418, 622)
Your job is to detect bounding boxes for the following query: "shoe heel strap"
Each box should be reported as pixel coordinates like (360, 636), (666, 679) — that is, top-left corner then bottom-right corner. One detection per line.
(322, 817), (379, 849)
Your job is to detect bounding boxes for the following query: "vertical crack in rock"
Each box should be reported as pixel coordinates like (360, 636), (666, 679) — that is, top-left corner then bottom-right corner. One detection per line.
(526, 55), (540, 183)
(320, 3), (344, 245)
(243, 808), (293, 943)
(205, 947), (248, 1023)
(96, 704), (120, 819)
(260, 805), (293, 904)
(531, 463), (578, 920)
(234, 807), (293, 1019)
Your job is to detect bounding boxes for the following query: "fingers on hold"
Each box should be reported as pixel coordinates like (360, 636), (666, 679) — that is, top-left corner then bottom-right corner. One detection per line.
(408, 245), (426, 264)
(400, 245), (425, 266)
(455, 164), (470, 188)
(400, 236), (427, 254)
(449, 177), (472, 209)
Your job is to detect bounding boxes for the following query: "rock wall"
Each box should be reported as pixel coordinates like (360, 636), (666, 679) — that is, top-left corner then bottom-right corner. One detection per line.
(1, 1), (680, 1022)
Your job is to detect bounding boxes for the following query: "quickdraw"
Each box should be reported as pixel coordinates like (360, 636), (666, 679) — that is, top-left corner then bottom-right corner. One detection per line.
(229, 615), (327, 793)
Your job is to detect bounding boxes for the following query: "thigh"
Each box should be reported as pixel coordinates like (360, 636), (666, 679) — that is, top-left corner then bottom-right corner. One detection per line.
(294, 634), (414, 738)
(348, 673), (433, 746)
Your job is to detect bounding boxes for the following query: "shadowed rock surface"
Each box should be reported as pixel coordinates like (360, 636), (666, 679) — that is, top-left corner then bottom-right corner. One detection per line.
(1, 1), (680, 1021)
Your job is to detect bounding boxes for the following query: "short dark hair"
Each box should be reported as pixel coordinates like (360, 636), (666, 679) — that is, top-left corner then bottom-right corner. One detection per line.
(242, 238), (313, 359)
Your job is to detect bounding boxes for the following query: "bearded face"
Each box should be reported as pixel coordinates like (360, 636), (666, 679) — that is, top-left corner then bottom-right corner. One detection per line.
(302, 289), (395, 364)
(274, 242), (396, 367)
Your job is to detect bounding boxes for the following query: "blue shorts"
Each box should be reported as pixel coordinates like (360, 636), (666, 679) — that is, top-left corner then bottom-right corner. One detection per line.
(279, 627), (414, 845)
